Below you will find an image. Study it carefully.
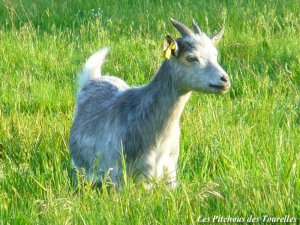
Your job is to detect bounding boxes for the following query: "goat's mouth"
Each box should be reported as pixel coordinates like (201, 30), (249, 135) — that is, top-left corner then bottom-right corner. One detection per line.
(209, 83), (231, 92)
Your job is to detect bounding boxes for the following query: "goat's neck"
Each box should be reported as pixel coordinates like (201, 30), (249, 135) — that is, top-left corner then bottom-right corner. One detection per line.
(142, 60), (191, 131)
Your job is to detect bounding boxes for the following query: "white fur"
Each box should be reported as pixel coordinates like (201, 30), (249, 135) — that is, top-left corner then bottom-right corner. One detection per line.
(78, 47), (110, 89)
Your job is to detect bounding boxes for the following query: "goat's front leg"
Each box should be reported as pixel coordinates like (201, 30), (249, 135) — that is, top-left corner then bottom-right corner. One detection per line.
(164, 142), (180, 188)
(164, 162), (177, 189)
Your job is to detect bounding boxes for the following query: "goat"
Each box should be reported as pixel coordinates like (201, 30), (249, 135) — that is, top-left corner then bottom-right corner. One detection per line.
(69, 18), (230, 188)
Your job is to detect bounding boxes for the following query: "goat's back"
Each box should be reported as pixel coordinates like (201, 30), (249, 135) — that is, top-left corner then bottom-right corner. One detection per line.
(69, 76), (129, 173)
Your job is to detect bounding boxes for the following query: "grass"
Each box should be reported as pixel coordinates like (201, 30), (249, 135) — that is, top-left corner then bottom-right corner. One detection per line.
(0, 0), (299, 224)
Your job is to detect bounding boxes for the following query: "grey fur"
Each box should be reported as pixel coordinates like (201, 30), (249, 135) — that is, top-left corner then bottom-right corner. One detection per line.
(69, 19), (230, 188)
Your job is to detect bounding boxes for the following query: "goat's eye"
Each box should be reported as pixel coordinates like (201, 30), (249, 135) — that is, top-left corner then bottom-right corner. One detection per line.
(186, 56), (198, 62)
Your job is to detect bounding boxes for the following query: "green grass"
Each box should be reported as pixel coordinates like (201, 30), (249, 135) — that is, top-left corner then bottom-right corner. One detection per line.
(0, 0), (299, 224)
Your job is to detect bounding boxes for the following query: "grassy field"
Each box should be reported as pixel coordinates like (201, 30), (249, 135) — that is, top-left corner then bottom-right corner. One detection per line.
(0, 0), (299, 224)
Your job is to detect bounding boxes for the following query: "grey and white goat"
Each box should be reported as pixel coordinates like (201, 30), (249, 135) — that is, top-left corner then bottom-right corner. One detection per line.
(69, 18), (230, 188)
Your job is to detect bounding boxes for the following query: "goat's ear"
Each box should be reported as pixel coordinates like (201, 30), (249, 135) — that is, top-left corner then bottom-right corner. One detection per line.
(163, 35), (177, 59)
(211, 27), (225, 46)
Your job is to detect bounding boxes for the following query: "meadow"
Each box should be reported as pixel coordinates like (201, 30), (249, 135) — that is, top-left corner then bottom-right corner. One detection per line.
(0, 0), (299, 224)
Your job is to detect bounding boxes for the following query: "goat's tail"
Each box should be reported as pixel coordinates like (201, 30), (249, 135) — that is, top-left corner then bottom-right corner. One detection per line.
(78, 47), (110, 89)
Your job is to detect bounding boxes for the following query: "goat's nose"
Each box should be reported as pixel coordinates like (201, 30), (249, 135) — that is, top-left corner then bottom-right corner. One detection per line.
(220, 74), (229, 83)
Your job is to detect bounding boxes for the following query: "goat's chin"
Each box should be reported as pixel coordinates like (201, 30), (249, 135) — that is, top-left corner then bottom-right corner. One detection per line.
(195, 86), (230, 95)
(207, 84), (230, 95)
(210, 88), (230, 95)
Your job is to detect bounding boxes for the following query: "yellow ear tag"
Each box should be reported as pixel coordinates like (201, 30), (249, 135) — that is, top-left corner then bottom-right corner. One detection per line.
(163, 42), (176, 59)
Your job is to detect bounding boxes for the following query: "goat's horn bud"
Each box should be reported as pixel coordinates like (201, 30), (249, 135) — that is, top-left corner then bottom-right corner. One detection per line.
(170, 18), (193, 37)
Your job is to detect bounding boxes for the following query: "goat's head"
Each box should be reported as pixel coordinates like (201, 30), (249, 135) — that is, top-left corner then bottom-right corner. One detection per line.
(164, 18), (230, 94)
